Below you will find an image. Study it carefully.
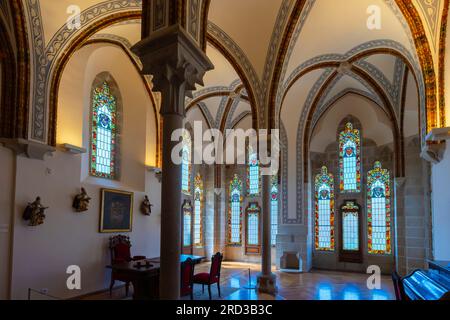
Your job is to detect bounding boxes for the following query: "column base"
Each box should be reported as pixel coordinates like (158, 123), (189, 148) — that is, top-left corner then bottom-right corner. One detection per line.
(256, 273), (278, 295)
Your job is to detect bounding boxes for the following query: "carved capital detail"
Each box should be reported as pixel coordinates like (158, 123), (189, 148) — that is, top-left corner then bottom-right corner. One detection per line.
(421, 127), (450, 164)
(421, 142), (446, 164)
(132, 25), (214, 116)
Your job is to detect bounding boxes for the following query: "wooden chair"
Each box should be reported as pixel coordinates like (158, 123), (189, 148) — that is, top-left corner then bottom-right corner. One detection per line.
(109, 235), (146, 296)
(180, 258), (195, 300)
(193, 252), (223, 300)
(392, 271), (407, 301)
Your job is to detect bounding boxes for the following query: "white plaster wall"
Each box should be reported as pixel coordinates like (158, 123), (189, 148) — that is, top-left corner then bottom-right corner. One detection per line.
(431, 145), (450, 261)
(8, 44), (161, 300)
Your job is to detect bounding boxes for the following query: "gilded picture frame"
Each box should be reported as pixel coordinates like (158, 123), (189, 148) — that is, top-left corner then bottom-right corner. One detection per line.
(99, 188), (134, 233)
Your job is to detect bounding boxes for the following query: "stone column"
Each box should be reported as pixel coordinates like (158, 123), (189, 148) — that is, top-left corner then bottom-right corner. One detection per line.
(257, 136), (278, 295)
(393, 177), (407, 275)
(132, 26), (213, 299)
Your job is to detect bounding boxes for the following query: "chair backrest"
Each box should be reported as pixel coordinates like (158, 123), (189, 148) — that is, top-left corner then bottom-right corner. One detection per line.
(109, 235), (132, 263)
(392, 271), (405, 301)
(209, 252), (223, 281)
(181, 258), (195, 296)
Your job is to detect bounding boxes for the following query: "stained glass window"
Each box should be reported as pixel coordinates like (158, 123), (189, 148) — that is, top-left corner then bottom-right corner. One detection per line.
(367, 161), (391, 254)
(182, 201), (193, 247)
(228, 174), (242, 245)
(342, 201), (360, 251)
(314, 166), (335, 251)
(90, 81), (118, 179)
(194, 174), (203, 247)
(247, 146), (260, 196)
(339, 123), (361, 193)
(181, 130), (192, 194)
(271, 176), (279, 246)
(246, 203), (260, 246)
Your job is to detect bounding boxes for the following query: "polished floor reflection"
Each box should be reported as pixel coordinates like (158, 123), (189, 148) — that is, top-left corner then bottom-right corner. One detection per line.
(197, 262), (395, 301)
(87, 261), (395, 300)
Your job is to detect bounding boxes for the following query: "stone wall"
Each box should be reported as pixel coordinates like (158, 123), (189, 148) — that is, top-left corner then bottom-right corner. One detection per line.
(396, 136), (432, 275)
(310, 136), (395, 273)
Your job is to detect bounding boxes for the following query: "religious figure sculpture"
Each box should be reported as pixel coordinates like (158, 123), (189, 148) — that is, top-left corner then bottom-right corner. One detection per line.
(23, 197), (48, 226)
(140, 195), (153, 216)
(72, 188), (91, 212)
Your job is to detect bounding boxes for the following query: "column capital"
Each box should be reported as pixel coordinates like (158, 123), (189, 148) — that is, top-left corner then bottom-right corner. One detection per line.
(420, 127), (450, 164)
(132, 25), (214, 116)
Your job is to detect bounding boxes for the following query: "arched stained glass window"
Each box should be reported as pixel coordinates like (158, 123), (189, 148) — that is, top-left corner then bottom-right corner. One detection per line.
(342, 201), (360, 251)
(314, 166), (335, 251)
(182, 201), (193, 247)
(339, 123), (361, 193)
(194, 174), (203, 247)
(271, 176), (279, 246)
(228, 174), (242, 245)
(246, 203), (260, 246)
(181, 130), (192, 194)
(90, 81), (118, 179)
(247, 146), (260, 196)
(367, 161), (391, 254)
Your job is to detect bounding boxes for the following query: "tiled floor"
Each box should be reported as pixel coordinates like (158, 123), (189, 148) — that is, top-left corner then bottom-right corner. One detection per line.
(86, 262), (395, 300)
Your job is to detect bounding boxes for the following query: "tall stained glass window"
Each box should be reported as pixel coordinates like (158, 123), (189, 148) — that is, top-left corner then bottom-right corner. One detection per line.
(182, 201), (193, 247)
(339, 123), (361, 193)
(181, 130), (192, 194)
(367, 161), (391, 254)
(228, 174), (242, 245)
(193, 174), (203, 247)
(247, 146), (260, 196)
(314, 166), (335, 251)
(90, 81), (118, 179)
(342, 201), (360, 251)
(271, 176), (279, 246)
(246, 203), (260, 246)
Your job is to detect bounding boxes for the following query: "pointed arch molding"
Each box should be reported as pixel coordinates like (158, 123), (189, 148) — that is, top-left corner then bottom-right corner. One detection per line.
(24, 0), (143, 143)
(81, 35), (160, 167)
(395, 0), (442, 128)
(277, 40), (427, 149)
(0, 1), (30, 140)
(269, 0), (443, 136)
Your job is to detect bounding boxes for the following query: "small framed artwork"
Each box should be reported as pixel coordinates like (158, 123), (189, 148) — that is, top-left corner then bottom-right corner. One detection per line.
(100, 189), (134, 233)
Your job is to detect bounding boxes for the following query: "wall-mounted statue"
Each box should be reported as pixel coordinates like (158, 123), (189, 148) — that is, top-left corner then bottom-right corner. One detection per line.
(140, 195), (153, 216)
(72, 187), (91, 212)
(23, 197), (48, 226)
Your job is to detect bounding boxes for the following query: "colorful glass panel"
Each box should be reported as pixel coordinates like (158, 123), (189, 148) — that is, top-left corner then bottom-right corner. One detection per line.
(183, 202), (192, 247)
(90, 82), (117, 179)
(247, 203), (260, 246)
(181, 131), (192, 194)
(247, 147), (260, 196)
(367, 161), (391, 254)
(194, 174), (203, 247)
(342, 201), (360, 251)
(314, 166), (335, 251)
(228, 174), (242, 245)
(271, 176), (278, 246)
(339, 123), (361, 193)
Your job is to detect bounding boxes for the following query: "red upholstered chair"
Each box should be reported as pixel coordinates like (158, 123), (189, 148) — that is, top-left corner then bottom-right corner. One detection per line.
(109, 235), (146, 296)
(392, 271), (407, 301)
(193, 252), (223, 300)
(180, 258), (195, 300)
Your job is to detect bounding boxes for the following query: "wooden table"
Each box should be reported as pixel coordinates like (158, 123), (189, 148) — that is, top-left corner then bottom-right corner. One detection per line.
(107, 255), (205, 300)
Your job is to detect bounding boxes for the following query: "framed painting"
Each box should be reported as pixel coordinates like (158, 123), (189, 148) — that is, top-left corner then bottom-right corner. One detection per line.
(100, 189), (134, 233)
